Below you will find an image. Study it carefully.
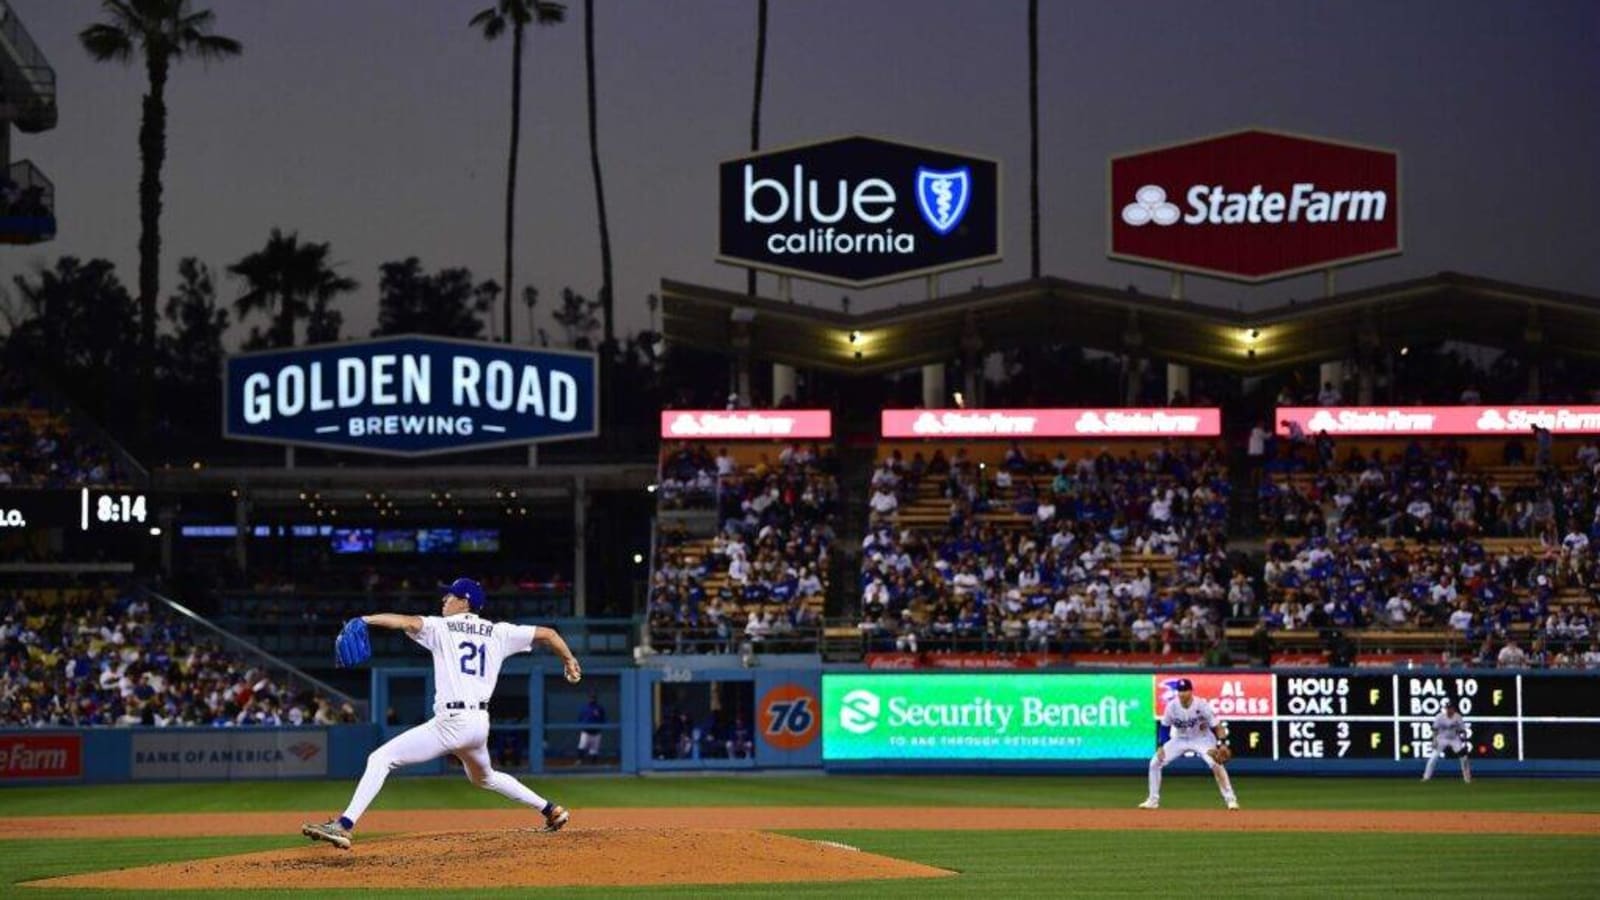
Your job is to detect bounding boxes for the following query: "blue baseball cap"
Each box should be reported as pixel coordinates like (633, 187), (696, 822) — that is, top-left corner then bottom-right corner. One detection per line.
(1172, 678), (1194, 692)
(447, 577), (486, 610)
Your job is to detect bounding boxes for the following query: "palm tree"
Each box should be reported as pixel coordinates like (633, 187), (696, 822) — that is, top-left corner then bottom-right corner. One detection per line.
(228, 228), (357, 349)
(471, 0), (566, 344)
(1028, 0), (1040, 279)
(585, 0), (614, 353)
(746, 0), (768, 297)
(79, 0), (241, 443)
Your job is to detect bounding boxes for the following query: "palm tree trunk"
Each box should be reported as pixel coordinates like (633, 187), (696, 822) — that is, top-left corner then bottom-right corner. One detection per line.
(746, 0), (767, 297)
(1028, 0), (1040, 280)
(137, 52), (171, 444)
(503, 22), (525, 343)
(585, 0), (613, 350)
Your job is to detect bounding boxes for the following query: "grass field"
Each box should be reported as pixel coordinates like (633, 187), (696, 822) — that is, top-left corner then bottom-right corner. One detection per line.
(3, 775), (1597, 898)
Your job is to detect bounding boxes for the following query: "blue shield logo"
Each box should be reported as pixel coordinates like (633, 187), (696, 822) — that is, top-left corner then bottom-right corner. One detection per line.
(915, 166), (971, 235)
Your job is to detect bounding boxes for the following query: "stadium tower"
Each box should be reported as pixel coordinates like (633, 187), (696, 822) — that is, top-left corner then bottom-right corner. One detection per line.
(0, 0), (58, 245)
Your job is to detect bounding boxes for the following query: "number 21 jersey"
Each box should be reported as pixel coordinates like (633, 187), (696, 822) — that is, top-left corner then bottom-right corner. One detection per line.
(410, 613), (540, 711)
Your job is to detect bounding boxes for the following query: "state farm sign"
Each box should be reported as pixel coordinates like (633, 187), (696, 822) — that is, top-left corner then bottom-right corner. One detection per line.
(0, 733), (82, 780)
(661, 410), (832, 440)
(882, 408), (1221, 439)
(1109, 129), (1400, 281)
(1277, 406), (1600, 437)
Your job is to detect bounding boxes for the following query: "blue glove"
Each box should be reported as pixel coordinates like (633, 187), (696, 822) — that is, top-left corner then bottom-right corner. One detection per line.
(335, 617), (372, 668)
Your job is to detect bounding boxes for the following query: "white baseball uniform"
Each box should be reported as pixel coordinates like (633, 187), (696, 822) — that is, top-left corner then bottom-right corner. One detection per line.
(1422, 708), (1472, 781)
(339, 613), (552, 826)
(1146, 696), (1236, 805)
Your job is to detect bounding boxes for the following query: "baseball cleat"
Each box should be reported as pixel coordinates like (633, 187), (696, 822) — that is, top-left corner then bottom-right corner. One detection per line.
(1227, 799), (1240, 811)
(544, 804), (570, 832)
(301, 820), (352, 850)
(1137, 798), (1160, 810)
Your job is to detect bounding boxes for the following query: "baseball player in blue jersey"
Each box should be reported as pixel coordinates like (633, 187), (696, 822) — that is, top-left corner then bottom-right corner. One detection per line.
(301, 578), (582, 850)
(1422, 697), (1473, 783)
(1139, 678), (1239, 810)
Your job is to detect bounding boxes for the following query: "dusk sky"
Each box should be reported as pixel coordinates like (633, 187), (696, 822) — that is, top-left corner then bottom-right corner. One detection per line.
(6, 0), (1598, 348)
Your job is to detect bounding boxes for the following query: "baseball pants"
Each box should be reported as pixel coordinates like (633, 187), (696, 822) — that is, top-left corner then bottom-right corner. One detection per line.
(1423, 737), (1472, 781)
(1147, 736), (1236, 804)
(341, 710), (550, 825)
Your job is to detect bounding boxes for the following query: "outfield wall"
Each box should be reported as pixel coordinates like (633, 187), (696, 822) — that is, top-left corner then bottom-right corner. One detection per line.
(4, 668), (1595, 784)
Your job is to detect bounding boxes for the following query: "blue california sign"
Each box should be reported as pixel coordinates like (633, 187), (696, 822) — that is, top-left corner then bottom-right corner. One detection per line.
(224, 336), (599, 456)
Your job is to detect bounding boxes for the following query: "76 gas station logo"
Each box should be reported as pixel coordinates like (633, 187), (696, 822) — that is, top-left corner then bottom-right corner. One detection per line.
(759, 684), (820, 751)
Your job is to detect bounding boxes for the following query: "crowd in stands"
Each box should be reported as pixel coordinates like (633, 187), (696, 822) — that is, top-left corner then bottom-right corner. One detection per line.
(0, 584), (356, 727)
(0, 373), (125, 488)
(646, 444), (836, 652)
(857, 443), (1237, 657)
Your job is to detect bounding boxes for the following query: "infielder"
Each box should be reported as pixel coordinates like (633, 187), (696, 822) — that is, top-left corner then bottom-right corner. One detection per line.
(1139, 678), (1239, 810)
(1421, 697), (1473, 783)
(302, 578), (583, 850)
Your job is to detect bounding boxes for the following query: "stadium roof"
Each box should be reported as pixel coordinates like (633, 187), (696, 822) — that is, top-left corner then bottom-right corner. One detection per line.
(659, 272), (1600, 375)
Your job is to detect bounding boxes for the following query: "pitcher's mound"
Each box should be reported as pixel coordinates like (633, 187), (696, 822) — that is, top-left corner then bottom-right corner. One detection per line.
(26, 828), (955, 891)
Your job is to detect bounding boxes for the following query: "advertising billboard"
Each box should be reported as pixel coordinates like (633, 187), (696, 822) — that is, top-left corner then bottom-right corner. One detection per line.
(822, 673), (1152, 761)
(881, 407), (1221, 439)
(1277, 405), (1600, 437)
(1109, 129), (1400, 281)
(719, 136), (1000, 287)
(224, 336), (598, 456)
(0, 733), (82, 780)
(130, 730), (328, 780)
(660, 409), (833, 440)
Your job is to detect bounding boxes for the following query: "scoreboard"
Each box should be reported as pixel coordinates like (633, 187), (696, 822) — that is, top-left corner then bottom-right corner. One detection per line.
(1168, 673), (1600, 762)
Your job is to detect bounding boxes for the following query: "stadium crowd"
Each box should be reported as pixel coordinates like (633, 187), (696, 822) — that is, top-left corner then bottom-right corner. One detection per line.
(646, 444), (835, 652)
(0, 584), (356, 728)
(856, 443), (1237, 657)
(0, 374), (125, 488)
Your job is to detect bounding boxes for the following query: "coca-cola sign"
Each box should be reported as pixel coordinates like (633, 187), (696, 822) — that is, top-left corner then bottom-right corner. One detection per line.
(882, 408), (1221, 439)
(1109, 129), (1400, 281)
(660, 410), (832, 440)
(1277, 406), (1600, 437)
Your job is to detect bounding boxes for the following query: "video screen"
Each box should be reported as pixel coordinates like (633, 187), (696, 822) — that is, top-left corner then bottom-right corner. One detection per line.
(374, 529), (418, 553)
(330, 528), (374, 554)
(459, 529), (501, 553)
(417, 528), (458, 554)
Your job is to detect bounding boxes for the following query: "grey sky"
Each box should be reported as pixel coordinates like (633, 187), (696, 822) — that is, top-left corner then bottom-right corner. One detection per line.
(7, 0), (1598, 349)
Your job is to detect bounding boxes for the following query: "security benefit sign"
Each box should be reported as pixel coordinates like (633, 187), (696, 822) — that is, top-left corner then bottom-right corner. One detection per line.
(822, 673), (1149, 761)
(225, 336), (598, 456)
(131, 730), (328, 780)
(719, 135), (1001, 286)
(1110, 129), (1400, 281)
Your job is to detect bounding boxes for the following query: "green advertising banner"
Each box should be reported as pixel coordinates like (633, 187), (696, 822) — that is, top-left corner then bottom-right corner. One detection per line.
(822, 673), (1154, 761)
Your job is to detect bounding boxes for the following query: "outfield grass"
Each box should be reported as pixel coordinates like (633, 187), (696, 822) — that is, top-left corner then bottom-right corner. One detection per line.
(2, 774), (1597, 816)
(2, 776), (1595, 898)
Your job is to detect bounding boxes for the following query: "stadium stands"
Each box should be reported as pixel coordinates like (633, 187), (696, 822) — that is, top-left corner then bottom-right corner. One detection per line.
(646, 442), (834, 653)
(0, 581), (356, 727)
(0, 373), (126, 487)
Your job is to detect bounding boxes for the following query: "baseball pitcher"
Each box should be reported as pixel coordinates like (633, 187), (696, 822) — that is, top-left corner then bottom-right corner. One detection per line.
(302, 578), (583, 850)
(1139, 677), (1239, 810)
(1422, 697), (1473, 783)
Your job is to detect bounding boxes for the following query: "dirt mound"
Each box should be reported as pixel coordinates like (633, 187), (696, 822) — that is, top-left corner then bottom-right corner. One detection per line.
(24, 827), (955, 891)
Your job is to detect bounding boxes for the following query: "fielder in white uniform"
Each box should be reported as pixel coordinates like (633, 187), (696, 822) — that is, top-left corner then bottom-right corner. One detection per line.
(1139, 678), (1239, 810)
(302, 578), (583, 850)
(1422, 697), (1473, 783)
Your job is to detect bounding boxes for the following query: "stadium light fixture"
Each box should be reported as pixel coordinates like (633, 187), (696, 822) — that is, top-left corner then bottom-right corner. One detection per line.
(646, 483), (658, 493)
(632, 553), (644, 565)
(148, 526), (162, 536)
(849, 330), (861, 344)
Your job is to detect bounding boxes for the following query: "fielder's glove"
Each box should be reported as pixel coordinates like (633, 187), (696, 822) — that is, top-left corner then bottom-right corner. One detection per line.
(335, 617), (372, 668)
(1209, 745), (1233, 765)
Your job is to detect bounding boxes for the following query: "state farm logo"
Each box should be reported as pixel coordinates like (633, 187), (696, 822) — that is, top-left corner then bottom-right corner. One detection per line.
(1475, 410), (1508, 431)
(668, 412), (796, 437)
(1073, 411), (1203, 435)
(0, 509), (25, 528)
(1304, 409), (1438, 434)
(0, 735), (82, 779)
(838, 689), (881, 735)
(1121, 185), (1181, 227)
(912, 411), (1039, 436)
(1121, 182), (1388, 227)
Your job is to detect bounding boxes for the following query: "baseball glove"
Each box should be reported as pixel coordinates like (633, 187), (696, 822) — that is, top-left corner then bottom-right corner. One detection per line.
(335, 618), (372, 668)
(1209, 745), (1233, 765)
